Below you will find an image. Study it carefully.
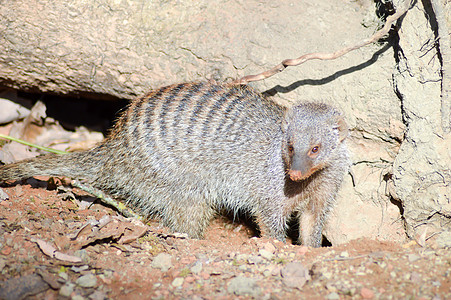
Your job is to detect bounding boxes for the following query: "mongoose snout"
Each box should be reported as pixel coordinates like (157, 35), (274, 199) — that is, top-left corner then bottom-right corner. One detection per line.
(287, 164), (325, 182)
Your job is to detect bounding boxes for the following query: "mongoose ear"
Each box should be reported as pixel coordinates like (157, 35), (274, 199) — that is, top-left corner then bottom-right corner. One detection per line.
(334, 116), (348, 142)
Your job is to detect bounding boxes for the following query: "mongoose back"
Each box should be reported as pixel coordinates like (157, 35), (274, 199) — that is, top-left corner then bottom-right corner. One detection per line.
(0, 82), (350, 247)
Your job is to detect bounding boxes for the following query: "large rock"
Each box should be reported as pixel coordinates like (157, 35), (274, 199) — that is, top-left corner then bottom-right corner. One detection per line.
(391, 0), (451, 242)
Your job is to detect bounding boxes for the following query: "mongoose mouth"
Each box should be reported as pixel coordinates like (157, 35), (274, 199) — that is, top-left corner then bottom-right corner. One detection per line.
(288, 164), (325, 181)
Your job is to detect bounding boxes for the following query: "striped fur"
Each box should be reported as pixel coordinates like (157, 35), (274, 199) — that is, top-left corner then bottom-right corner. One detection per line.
(0, 82), (350, 246)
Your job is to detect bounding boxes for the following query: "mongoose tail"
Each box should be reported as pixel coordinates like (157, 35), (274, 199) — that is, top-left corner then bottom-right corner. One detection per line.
(0, 150), (100, 182)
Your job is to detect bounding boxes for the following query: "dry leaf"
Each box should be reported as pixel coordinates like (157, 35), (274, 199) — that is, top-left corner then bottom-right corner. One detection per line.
(71, 216), (148, 249)
(35, 239), (82, 263)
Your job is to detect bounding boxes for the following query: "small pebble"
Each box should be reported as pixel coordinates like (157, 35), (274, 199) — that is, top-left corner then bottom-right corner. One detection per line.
(296, 246), (309, 256)
(151, 253), (173, 272)
(259, 249), (274, 260)
(361, 287), (375, 299)
(408, 254), (420, 262)
(184, 276), (196, 284)
(410, 272), (422, 284)
(326, 292), (340, 300)
(280, 262), (310, 289)
(89, 290), (108, 300)
(261, 242), (276, 254)
(227, 276), (260, 296)
(0, 188), (9, 201)
(340, 251), (349, 258)
(248, 255), (263, 264)
(76, 274), (97, 288)
(432, 281), (441, 287)
(235, 254), (248, 261)
(326, 283), (337, 292)
(58, 272), (69, 281)
(73, 250), (89, 262)
(71, 265), (89, 273)
(190, 262), (203, 274)
(238, 265), (248, 271)
(59, 283), (75, 297)
(172, 277), (184, 287)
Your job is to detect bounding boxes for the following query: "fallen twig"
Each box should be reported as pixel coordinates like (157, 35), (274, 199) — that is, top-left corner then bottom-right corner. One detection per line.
(323, 254), (368, 262)
(71, 179), (142, 220)
(234, 0), (413, 85)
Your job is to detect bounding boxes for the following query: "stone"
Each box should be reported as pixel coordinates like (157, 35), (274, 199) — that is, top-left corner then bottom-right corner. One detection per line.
(280, 262), (310, 289)
(151, 253), (173, 272)
(227, 276), (260, 297)
(76, 274), (97, 288)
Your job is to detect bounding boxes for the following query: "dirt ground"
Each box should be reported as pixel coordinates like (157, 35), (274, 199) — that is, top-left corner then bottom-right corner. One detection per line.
(0, 0), (450, 298)
(0, 179), (450, 299)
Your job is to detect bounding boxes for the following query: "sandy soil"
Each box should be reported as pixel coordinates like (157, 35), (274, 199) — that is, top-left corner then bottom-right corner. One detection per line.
(0, 180), (449, 299)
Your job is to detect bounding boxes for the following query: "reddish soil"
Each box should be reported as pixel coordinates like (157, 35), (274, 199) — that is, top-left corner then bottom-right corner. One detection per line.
(0, 180), (449, 299)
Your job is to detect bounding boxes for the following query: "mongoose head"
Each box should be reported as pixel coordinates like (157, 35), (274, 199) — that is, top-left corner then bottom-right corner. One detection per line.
(282, 103), (348, 182)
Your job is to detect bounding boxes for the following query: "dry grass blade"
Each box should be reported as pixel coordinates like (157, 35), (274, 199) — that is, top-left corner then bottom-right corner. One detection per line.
(0, 133), (68, 155)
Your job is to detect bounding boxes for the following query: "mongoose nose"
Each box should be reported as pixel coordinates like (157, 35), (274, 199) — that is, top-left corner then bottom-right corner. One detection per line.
(288, 170), (306, 181)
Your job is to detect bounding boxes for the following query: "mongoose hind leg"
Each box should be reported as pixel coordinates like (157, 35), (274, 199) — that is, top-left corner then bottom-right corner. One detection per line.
(160, 196), (215, 239)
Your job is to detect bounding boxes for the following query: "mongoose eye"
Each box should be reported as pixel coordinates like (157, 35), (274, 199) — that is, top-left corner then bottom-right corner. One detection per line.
(287, 145), (294, 155)
(310, 145), (320, 154)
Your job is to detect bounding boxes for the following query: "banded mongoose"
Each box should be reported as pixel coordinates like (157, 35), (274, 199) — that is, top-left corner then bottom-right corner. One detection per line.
(0, 82), (350, 247)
